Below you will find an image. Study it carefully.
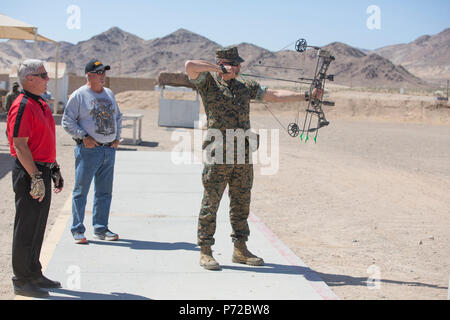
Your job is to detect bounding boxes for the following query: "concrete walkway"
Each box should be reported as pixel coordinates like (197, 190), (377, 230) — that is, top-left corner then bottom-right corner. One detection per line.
(38, 151), (338, 300)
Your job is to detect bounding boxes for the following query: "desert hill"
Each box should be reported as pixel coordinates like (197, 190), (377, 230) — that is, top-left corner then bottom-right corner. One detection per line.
(375, 28), (450, 85)
(239, 41), (426, 89)
(0, 26), (446, 89)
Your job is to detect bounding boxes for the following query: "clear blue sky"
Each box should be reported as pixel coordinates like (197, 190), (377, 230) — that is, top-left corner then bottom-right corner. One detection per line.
(1, 0), (449, 50)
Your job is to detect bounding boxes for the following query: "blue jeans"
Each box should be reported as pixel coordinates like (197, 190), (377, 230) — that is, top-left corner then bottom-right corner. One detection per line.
(71, 144), (116, 235)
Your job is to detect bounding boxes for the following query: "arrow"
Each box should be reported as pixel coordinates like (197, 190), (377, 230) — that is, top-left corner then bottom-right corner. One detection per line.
(252, 64), (304, 71)
(240, 73), (310, 85)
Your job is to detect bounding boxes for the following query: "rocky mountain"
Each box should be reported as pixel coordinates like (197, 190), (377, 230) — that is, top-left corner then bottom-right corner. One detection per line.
(375, 28), (450, 85)
(0, 27), (222, 78)
(0, 26), (442, 88)
(239, 41), (427, 88)
(129, 28), (221, 76)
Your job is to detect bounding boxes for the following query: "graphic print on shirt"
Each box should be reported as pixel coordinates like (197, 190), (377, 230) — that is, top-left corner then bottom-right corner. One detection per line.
(89, 98), (115, 136)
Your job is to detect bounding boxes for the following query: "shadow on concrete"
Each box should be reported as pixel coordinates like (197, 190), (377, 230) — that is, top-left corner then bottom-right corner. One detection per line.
(222, 263), (448, 291)
(87, 238), (199, 251)
(63, 240), (447, 291)
(46, 288), (151, 300)
(221, 263), (328, 283)
(138, 141), (159, 148)
(0, 152), (13, 180)
(315, 270), (449, 291)
(115, 141), (159, 151)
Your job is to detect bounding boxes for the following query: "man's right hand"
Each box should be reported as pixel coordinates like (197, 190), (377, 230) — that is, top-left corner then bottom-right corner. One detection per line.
(83, 135), (99, 149)
(218, 64), (233, 75)
(30, 172), (45, 202)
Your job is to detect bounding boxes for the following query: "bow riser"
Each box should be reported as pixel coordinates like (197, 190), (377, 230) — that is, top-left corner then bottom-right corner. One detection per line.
(299, 49), (335, 141)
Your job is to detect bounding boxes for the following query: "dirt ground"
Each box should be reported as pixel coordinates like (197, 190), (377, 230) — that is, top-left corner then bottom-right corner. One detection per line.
(0, 89), (449, 300)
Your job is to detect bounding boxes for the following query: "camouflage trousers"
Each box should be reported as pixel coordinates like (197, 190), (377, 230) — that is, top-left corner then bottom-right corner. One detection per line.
(197, 163), (253, 246)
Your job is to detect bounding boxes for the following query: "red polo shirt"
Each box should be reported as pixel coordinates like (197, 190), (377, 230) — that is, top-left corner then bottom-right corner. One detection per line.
(7, 91), (56, 163)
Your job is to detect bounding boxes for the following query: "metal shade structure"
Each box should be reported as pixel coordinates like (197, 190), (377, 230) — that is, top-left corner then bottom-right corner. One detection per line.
(0, 13), (60, 113)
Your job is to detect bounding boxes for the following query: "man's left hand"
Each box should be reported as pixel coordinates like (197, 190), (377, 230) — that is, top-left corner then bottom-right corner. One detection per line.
(311, 88), (324, 100)
(110, 140), (120, 149)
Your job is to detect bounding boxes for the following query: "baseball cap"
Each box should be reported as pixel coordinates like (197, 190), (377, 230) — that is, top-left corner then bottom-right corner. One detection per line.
(85, 59), (111, 74)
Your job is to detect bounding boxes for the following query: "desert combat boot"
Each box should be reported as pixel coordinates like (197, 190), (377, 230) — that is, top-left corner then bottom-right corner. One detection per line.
(232, 240), (264, 266)
(200, 246), (221, 270)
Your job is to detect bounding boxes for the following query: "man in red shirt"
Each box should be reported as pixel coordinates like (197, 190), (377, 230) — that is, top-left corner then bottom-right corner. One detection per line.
(7, 59), (64, 298)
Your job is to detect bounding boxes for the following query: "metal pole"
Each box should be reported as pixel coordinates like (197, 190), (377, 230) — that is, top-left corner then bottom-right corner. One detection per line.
(447, 80), (449, 100)
(33, 28), (38, 58)
(53, 42), (59, 114)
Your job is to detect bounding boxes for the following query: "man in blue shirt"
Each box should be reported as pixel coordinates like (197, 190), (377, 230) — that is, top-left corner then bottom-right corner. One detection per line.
(62, 59), (122, 244)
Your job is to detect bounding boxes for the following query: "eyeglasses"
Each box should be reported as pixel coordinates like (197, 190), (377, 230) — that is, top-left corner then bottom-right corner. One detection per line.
(30, 72), (48, 80)
(89, 70), (106, 75)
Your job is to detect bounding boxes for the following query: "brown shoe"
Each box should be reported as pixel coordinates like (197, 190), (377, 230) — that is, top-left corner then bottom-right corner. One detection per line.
(232, 241), (264, 266)
(200, 246), (221, 270)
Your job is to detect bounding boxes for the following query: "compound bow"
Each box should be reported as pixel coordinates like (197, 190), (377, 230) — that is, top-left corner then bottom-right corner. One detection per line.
(241, 39), (336, 143)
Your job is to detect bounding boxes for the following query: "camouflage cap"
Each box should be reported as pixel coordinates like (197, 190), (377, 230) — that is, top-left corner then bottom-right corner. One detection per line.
(216, 46), (245, 63)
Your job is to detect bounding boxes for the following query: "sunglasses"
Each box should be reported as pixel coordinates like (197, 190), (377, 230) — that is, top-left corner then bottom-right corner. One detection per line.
(222, 61), (241, 67)
(89, 70), (106, 75)
(30, 72), (48, 80)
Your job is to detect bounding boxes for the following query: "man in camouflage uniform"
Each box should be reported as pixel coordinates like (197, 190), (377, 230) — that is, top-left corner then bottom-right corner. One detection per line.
(5, 82), (21, 113)
(185, 47), (322, 270)
(4, 82), (21, 138)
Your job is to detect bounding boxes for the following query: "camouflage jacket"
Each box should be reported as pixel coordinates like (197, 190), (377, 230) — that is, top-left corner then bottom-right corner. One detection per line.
(190, 72), (266, 164)
(191, 72), (266, 132)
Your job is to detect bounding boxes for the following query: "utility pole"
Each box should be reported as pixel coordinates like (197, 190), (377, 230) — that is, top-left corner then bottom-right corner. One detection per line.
(446, 80), (449, 100)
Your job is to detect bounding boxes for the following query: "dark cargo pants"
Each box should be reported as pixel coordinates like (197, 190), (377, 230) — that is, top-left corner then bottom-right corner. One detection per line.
(11, 160), (52, 284)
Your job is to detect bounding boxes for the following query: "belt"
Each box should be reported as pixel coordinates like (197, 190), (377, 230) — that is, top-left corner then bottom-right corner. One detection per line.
(97, 141), (114, 147)
(35, 161), (55, 168)
(75, 138), (113, 147)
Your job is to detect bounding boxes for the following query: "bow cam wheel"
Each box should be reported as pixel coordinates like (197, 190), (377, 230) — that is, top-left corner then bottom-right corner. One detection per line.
(288, 123), (300, 137)
(295, 39), (307, 53)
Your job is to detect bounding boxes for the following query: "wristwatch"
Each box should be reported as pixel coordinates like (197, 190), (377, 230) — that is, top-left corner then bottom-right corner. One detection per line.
(31, 172), (43, 180)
